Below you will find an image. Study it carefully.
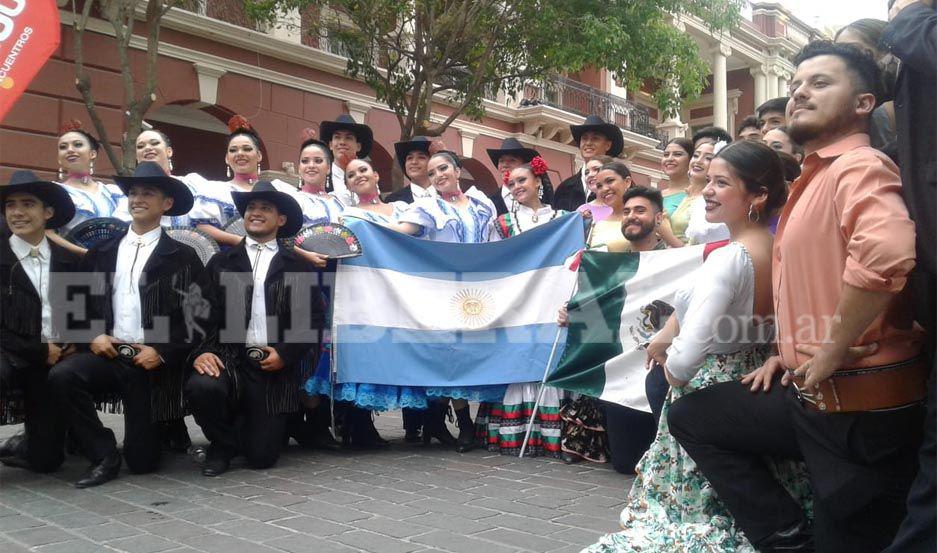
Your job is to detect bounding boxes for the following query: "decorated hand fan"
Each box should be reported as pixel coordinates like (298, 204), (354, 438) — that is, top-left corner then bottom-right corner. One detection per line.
(578, 203), (613, 222)
(222, 217), (246, 236)
(294, 223), (362, 259)
(65, 217), (129, 249)
(165, 227), (219, 266)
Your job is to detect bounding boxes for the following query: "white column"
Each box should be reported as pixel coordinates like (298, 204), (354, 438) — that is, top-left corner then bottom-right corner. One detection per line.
(778, 73), (789, 97)
(766, 66), (779, 101)
(712, 44), (731, 130)
(751, 65), (768, 108)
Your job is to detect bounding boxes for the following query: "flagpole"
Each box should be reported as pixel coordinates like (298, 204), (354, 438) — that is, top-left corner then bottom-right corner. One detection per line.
(519, 216), (595, 458)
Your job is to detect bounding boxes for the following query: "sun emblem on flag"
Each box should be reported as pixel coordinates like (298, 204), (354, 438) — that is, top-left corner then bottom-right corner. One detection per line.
(451, 288), (494, 328)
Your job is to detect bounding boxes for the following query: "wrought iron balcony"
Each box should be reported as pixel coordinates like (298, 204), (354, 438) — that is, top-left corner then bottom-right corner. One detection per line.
(522, 76), (663, 146)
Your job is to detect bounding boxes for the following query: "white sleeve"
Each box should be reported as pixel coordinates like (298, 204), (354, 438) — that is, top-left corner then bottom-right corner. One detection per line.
(398, 198), (442, 238)
(685, 196), (730, 244)
(665, 248), (740, 382)
(185, 174), (227, 228)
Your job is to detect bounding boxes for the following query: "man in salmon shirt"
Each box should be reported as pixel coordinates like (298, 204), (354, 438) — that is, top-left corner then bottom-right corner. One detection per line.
(667, 41), (927, 553)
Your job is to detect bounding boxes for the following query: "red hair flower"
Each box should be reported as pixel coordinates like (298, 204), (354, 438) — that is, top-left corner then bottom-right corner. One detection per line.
(227, 114), (253, 133)
(530, 156), (548, 176)
(503, 170), (511, 185)
(60, 118), (85, 134)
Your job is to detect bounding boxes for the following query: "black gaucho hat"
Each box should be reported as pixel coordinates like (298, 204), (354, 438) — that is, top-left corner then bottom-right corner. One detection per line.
(0, 170), (77, 229)
(486, 137), (540, 167)
(113, 161), (194, 216)
(319, 114), (374, 158)
(231, 181), (304, 238)
(570, 115), (624, 157)
(394, 136), (432, 172)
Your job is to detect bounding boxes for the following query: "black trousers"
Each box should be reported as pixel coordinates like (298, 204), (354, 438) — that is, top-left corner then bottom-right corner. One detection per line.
(604, 400), (656, 475)
(0, 353), (65, 472)
(668, 376), (923, 553)
(48, 352), (161, 473)
(184, 359), (288, 469)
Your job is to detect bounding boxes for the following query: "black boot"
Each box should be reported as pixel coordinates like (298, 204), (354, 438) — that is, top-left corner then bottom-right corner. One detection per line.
(753, 520), (814, 552)
(422, 402), (456, 446)
(402, 408), (423, 443)
(455, 406), (475, 453)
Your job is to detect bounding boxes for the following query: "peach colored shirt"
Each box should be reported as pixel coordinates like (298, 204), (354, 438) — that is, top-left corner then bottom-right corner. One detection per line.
(774, 133), (921, 370)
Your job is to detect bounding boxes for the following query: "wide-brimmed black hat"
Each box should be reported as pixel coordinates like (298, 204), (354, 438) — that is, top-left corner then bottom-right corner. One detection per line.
(113, 161), (193, 216)
(319, 114), (373, 158)
(486, 137), (540, 167)
(570, 115), (624, 157)
(0, 170), (76, 229)
(231, 181), (303, 238)
(394, 136), (432, 172)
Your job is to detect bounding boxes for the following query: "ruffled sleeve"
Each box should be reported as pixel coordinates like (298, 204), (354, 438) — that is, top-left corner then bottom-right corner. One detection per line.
(685, 196), (730, 245)
(185, 173), (238, 229)
(398, 197), (446, 239)
(665, 244), (748, 382)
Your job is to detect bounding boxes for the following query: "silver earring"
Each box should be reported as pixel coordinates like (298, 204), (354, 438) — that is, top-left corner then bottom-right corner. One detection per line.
(89, 160), (94, 176)
(748, 204), (760, 223)
(226, 165), (232, 179)
(57, 167), (64, 181)
(538, 184), (544, 200)
(168, 159), (173, 172)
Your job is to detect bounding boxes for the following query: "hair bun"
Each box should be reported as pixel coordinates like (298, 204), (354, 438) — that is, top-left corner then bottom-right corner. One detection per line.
(60, 119), (85, 134)
(227, 114), (253, 133)
(301, 127), (319, 141)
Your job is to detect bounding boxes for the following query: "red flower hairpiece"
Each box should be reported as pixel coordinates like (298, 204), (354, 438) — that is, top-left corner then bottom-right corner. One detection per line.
(530, 156), (548, 176)
(503, 170), (511, 185)
(227, 114), (253, 133)
(60, 119), (84, 134)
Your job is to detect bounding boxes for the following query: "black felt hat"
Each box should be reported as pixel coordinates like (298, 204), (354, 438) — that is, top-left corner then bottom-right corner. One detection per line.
(0, 170), (76, 229)
(570, 115), (624, 157)
(486, 137), (540, 167)
(231, 181), (304, 238)
(393, 136), (432, 172)
(113, 161), (194, 216)
(320, 114), (374, 158)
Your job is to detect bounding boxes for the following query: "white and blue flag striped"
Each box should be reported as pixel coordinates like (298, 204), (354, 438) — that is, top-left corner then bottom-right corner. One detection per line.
(333, 213), (586, 386)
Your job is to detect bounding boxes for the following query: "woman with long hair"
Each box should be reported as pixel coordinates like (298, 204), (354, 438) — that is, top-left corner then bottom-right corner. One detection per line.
(474, 157), (565, 458)
(585, 141), (808, 552)
(186, 115), (296, 246)
(392, 150), (502, 451)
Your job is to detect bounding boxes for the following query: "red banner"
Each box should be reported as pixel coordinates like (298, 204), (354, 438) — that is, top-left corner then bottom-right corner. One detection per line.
(0, 0), (60, 121)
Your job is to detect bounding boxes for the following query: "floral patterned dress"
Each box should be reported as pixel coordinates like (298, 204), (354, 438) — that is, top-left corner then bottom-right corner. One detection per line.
(584, 243), (812, 552)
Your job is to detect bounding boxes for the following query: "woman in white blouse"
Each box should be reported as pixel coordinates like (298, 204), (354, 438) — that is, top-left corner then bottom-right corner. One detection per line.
(585, 141), (808, 553)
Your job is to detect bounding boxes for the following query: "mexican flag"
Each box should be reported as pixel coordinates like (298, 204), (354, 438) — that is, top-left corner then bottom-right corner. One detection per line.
(547, 243), (725, 411)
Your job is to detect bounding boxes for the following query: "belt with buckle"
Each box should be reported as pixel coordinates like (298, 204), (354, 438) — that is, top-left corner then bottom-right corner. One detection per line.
(245, 346), (268, 361)
(791, 357), (928, 413)
(116, 344), (139, 360)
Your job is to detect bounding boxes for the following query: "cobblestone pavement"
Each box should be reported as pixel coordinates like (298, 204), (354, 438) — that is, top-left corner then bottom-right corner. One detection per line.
(0, 411), (629, 553)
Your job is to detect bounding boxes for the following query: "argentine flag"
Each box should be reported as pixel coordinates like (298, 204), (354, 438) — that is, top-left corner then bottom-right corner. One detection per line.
(333, 213), (586, 386)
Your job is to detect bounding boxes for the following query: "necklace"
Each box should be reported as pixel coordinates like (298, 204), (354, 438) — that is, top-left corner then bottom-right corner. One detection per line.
(512, 205), (556, 234)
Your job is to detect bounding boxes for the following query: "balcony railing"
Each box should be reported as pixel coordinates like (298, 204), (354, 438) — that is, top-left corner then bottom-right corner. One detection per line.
(523, 76), (663, 147)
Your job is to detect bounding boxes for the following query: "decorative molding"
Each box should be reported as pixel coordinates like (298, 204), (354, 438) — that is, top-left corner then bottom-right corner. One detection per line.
(193, 62), (226, 106)
(459, 129), (479, 159)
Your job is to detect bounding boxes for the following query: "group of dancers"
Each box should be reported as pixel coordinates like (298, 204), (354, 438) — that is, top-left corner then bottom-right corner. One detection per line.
(2, 16), (935, 552)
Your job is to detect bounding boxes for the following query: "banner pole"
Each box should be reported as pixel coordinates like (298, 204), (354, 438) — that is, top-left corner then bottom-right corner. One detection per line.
(519, 216), (595, 458)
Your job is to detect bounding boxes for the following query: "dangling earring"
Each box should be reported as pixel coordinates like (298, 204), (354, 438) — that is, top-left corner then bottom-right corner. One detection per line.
(57, 167), (64, 181)
(538, 184), (544, 200)
(88, 160), (94, 176)
(168, 159), (173, 173)
(748, 204), (760, 223)
(226, 165), (232, 179)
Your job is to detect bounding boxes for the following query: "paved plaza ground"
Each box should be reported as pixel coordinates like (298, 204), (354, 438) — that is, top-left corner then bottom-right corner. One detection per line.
(0, 411), (628, 553)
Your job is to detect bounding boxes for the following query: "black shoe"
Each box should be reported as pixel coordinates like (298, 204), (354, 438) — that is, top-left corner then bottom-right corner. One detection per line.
(311, 432), (342, 451)
(201, 446), (233, 477)
(422, 403), (457, 446)
(404, 429), (422, 443)
(454, 406), (475, 453)
(754, 520), (814, 552)
(75, 452), (121, 488)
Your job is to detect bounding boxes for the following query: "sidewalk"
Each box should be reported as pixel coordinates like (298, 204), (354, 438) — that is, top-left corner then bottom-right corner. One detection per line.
(0, 412), (627, 553)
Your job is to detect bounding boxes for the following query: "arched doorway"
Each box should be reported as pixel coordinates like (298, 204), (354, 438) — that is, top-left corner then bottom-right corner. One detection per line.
(367, 141), (395, 195)
(460, 157), (498, 196)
